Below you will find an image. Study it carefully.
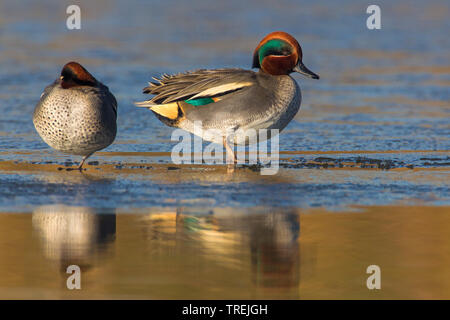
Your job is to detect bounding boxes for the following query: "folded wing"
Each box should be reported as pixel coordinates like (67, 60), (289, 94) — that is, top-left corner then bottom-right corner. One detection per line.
(138, 68), (257, 105)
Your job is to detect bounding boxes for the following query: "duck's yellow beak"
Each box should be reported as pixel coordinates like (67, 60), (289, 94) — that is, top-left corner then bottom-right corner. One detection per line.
(293, 62), (319, 79)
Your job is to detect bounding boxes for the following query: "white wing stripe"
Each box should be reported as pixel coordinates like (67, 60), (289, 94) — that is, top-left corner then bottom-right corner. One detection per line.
(188, 82), (253, 100)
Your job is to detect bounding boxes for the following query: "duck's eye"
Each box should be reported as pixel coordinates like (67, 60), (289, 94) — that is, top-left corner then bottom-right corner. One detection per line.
(61, 70), (73, 81)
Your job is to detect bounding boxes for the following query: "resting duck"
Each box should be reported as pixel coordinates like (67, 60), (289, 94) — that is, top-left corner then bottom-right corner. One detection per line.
(33, 62), (118, 170)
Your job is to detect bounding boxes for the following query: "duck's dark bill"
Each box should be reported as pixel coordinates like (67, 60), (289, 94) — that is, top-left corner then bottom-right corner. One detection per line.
(293, 62), (320, 79)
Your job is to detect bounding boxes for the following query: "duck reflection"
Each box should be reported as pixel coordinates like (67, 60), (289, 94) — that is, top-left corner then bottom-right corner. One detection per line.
(141, 207), (301, 291)
(32, 204), (116, 273)
(247, 211), (300, 289)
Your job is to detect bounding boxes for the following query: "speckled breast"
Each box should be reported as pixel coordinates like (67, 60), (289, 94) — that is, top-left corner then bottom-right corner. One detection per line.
(261, 75), (302, 132)
(33, 85), (117, 156)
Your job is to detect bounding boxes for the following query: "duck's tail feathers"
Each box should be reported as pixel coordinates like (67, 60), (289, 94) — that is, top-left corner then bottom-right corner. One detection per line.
(134, 100), (156, 108)
(134, 100), (180, 121)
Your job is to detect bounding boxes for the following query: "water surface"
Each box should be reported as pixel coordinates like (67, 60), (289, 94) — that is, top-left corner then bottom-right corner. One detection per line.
(0, 0), (449, 299)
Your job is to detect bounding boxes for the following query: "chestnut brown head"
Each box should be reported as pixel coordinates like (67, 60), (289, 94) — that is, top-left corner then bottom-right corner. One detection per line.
(60, 62), (97, 89)
(252, 31), (319, 79)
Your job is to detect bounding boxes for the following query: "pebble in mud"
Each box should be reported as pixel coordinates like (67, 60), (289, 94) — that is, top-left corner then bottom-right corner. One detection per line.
(314, 157), (335, 162)
(128, 165), (153, 169)
(57, 167), (85, 171)
(247, 164), (263, 172)
(424, 161), (450, 167)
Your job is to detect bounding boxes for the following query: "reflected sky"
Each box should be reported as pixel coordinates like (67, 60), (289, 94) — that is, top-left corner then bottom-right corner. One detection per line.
(1, 205), (450, 299)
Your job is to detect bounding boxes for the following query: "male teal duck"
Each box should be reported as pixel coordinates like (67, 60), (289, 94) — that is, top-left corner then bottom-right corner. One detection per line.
(136, 31), (319, 162)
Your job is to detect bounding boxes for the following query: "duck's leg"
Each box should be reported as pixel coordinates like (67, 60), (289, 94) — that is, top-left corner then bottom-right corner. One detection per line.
(78, 152), (94, 171)
(222, 136), (237, 164)
(223, 137), (237, 173)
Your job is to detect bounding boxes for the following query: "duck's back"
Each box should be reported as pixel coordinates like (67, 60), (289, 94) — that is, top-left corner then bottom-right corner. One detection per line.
(183, 71), (301, 131)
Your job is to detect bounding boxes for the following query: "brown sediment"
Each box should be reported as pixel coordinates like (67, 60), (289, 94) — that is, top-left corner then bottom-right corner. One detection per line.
(0, 159), (444, 173)
(279, 150), (449, 155)
(94, 150), (450, 157)
(0, 160), (288, 184)
(0, 150), (448, 185)
(0, 151), (173, 157)
(2, 150), (447, 158)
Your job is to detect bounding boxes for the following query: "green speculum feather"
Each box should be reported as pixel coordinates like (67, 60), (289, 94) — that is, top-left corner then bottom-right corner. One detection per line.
(185, 97), (215, 106)
(258, 39), (291, 65)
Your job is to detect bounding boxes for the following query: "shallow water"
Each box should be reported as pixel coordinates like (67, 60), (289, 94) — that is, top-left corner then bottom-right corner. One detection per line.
(0, 0), (449, 299)
(1, 205), (450, 299)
